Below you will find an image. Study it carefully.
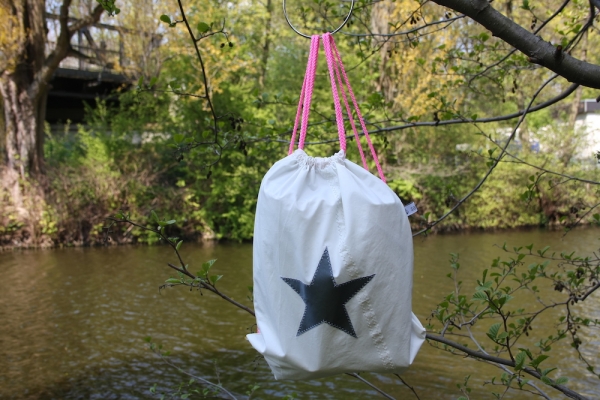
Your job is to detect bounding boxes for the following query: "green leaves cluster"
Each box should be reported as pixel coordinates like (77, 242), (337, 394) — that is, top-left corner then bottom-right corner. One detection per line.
(431, 243), (600, 396)
(96, 0), (120, 16)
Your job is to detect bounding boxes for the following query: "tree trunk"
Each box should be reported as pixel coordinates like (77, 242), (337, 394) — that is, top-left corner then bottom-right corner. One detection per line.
(259, 0), (273, 89)
(0, 71), (44, 178)
(1, 0), (103, 179)
(1, 0), (46, 178)
(370, 0), (396, 103)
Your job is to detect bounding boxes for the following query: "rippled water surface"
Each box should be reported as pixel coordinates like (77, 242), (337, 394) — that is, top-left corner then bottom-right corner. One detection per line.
(1, 228), (599, 399)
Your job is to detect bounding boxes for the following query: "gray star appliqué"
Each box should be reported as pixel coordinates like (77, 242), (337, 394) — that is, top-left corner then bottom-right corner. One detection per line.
(281, 247), (375, 337)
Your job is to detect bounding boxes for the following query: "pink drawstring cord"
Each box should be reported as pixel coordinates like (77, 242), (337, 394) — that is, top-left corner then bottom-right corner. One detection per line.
(288, 35), (319, 154)
(322, 33), (367, 170)
(327, 34), (386, 182)
(288, 33), (387, 182)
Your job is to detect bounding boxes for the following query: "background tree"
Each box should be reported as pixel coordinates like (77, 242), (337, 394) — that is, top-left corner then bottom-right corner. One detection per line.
(0, 0), (106, 182)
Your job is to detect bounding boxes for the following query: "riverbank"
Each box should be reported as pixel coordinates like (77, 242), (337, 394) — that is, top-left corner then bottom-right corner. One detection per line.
(2, 133), (597, 251)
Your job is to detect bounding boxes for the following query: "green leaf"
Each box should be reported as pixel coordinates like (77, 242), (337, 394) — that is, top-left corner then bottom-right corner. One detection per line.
(472, 291), (487, 300)
(202, 259), (217, 273)
(165, 219), (176, 225)
(160, 14), (171, 24)
(555, 376), (568, 385)
(487, 323), (501, 341)
(197, 22), (210, 33)
(515, 351), (526, 370)
(530, 354), (549, 368)
(165, 278), (181, 284)
(176, 240), (183, 251)
(210, 275), (223, 285)
(540, 376), (552, 385)
(537, 246), (550, 256)
(151, 210), (159, 222)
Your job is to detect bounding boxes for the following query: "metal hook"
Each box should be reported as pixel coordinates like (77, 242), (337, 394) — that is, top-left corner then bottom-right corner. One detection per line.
(283, 0), (355, 39)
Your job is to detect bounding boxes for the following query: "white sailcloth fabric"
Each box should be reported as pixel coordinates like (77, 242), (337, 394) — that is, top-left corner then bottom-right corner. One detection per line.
(247, 33), (425, 380)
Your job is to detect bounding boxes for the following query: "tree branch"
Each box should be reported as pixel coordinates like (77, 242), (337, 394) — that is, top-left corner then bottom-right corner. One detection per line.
(410, 74), (558, 235)
(432, 0), (600, 88)
(274, 82), (578, 146)
(426, 333), (590, 400)
(68, 4), (105, 36)
(347, 373), (396, 399)
(32, 1), (105, 99)
(67, 46), (104, 66)
(467, 0), (572, 85)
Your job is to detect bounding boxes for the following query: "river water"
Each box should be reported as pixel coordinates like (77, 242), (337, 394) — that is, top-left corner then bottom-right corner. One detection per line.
(1, 228), (599, 399)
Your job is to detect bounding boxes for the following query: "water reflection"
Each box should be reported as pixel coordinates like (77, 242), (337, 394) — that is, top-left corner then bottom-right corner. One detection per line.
(1, 229), (599, 399)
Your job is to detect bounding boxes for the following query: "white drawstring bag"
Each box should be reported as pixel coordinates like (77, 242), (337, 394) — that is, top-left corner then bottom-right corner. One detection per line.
(247, 33), (425, 380)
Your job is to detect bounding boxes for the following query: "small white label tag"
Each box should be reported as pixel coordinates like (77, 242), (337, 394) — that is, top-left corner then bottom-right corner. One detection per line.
(405, 202), (418, 216)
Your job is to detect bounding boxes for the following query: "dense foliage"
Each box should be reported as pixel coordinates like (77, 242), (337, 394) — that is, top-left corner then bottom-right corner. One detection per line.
(2, 0), (597, 247)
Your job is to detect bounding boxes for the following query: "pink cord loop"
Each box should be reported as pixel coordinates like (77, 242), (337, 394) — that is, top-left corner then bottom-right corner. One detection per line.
(288, 35), (320, 154)
(322, 33), (347, 152)
(298, 35), (320, 151)
(325, 33), (386, 182)
(287, 33), (387, 182)
(322, 33), (366, 170)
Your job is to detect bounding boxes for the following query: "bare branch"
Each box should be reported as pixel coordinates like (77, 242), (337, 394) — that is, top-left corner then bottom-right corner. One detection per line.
(344, 15), (465, 37)
(152, 347), (238, 400)
(270, 82), (578, 146)
(67, 47), (104, 65)
(411, 75), (559, 236)
(347, 373), (397, 400)
(32, 2), (105, 99)
(467, 0), (572, 84)
(175, 0), (219, 137)
(432, 0), (600, 88)
(68, 4), (105, 36)
(393, 374), (421, 400)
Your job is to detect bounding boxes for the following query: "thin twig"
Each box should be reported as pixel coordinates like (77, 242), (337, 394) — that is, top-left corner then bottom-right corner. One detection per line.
(346, 373), (396, 400)
(154, 349), (238, 400)
(411, 74), (559, 236)
(393, 374), (421, 400)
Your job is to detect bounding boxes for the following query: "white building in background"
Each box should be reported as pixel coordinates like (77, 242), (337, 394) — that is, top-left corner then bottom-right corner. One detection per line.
(575, 99), (600, 159)
(456, 99), (600, 163)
